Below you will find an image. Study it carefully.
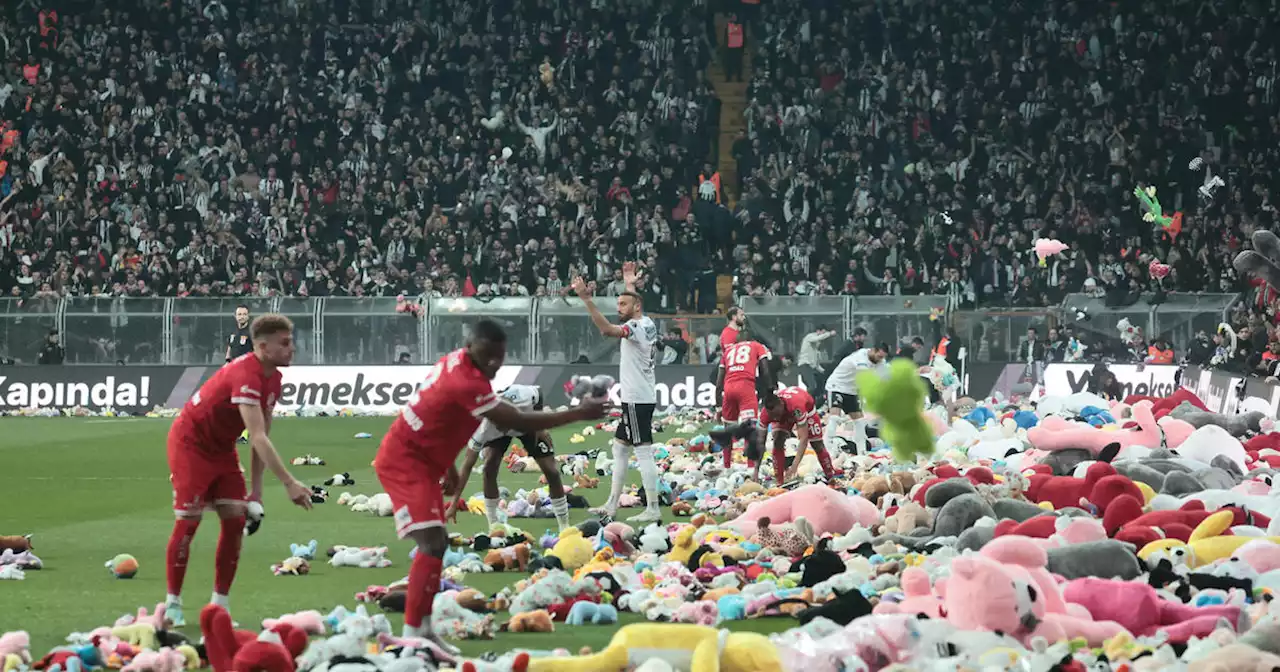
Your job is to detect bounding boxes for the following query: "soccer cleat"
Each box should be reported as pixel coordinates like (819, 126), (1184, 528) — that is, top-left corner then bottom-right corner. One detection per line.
(237, 430), (249, 444)
(165, 603), (186, 628)
(627, 509), (662, 524)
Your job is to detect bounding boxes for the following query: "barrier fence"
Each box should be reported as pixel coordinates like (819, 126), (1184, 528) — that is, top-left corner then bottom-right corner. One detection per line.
(0, 361), (1191, 415)
(0, 293), (1239, 366)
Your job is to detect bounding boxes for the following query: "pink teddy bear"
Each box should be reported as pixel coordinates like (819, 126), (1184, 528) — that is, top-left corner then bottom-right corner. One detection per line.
(872, 567), (942, 618)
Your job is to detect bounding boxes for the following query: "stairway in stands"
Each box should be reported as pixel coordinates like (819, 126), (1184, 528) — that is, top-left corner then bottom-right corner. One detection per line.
(707, 12), (751, 210)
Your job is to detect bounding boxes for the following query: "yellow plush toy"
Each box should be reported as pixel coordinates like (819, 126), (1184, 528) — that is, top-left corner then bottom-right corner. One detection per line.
(666, 526), (697, 566)
(1138, 510), (1280, 568)
(525, 624), (781, 672)
(546, 527), (593, 571)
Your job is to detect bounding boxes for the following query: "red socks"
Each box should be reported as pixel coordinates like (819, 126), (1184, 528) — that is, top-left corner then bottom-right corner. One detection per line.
(772, 445), (787, 484)
(166, 518), (201, 596)
(816, 448), (836, 480)
(214, 516), (245, 595)
(722, 443), (733, 468)
(405, 552), (443, 629)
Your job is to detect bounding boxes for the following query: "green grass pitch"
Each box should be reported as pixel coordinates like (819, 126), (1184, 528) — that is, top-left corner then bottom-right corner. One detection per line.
(7, 417), (792, 660)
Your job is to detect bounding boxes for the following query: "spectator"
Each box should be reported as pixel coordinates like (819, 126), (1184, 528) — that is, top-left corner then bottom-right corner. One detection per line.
(0, 0), (726, 310)
(1016, 327), (1045, 363)
(796, 325), (834, 399)
(722, 0), (1277, 311)
(37, 329), (62, 364)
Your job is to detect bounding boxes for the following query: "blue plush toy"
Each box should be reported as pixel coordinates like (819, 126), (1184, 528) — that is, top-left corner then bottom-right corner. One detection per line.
(290, 539), (318, 560)
(963, 406), (996, 428)
(1012, 409), (1040, 429)
(717, 594), (747, 621)
(565, 601), (619, 625)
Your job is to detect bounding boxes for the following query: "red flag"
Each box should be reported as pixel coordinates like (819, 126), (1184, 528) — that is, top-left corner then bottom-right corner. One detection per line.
(462, 275), (477, 297)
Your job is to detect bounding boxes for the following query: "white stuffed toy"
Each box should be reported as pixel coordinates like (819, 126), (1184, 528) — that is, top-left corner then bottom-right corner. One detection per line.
(329, 546), (393, 569)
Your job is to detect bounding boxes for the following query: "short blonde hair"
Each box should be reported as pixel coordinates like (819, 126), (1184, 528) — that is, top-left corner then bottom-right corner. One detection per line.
(250, 314), (294, 341)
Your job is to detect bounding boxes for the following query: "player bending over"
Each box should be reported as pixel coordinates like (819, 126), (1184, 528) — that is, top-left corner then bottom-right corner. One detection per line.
(165, 314), (314, 627)
(447, 384), (572, 531)
(713, 334), (774, 468)
(751, 387), (838, 484)
(375, 320), (606, 653)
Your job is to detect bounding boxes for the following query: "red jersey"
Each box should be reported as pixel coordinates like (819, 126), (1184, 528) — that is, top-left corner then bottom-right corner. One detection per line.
(759, 387), (815, 430)
(172, 353), (282, 453)
(720, 340), (771, 387)
(720, 325), (740, 350)
(380, 349), (500, 472)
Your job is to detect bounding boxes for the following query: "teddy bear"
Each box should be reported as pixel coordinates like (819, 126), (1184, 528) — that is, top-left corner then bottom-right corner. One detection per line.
(574, 474), (599, 489)
(484, 543), (531, 572)
(879, 501), (932, 534)
(505, 610), (554, 633)
(850, 471), (918, 506)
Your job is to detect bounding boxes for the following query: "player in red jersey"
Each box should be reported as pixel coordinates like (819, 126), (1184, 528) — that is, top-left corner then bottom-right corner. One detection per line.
(375, 319), (606, 653)
(713, 334), (774, 467)
(719, 306), (746, 352)
(755, 387), (837, 485)
(163, 314), (313, 628)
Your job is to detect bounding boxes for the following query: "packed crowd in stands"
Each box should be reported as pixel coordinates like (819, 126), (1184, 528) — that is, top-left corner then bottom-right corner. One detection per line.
(0, 0), (725, 314)
(0, 0), (1277, 321)
(730, 0), (1277, 310)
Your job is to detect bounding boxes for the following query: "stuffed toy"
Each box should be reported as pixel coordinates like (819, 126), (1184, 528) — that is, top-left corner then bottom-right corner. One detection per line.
(271, 557), (310, 576)
(484, 543), (531, 571)
(1028, 400), (1172, 456)
(1134, 184), (1182, 239)
(880, 501), (932, 535)
(0, 536), (31, 552)
(329, 546), (392, 569)
(565, 601), (618, 625)
(749, 517), (813, 556)
(849, 471), (917, 505)
(524, 625), (782, 672)
(942, 552), (1125, 646)
(1033, 238), (1068, 266)
(538, 58), (555, 89)
(775, 613), (920, 671)
(1063, 577), (1242, 642)
(200, 605), (301, 672)
(1140, 510), (1280, 568)
(724, 484), (878, 538)
(1188, 643), (1280, 671)
(119, 648), (186, 672)
(545, 528), (592, 571)
(1234, 229), (1280, 290)
(1170, 402), (1265, 437)
(856, 358), (934, 463)
(872, 567), (942, 618)
(0, 632), (30, 672)
(505, 610), (554, 633)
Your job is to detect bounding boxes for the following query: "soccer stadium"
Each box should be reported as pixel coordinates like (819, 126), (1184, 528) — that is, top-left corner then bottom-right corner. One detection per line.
(6, 0), (1280, 670)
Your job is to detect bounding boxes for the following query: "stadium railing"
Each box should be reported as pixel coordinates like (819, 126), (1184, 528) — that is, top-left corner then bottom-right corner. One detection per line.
(1057, 292), (1239, 350)
(0, 293), (1241, 365)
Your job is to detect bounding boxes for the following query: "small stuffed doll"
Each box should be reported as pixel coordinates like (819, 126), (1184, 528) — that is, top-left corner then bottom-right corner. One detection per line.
(857, 358), (934, 463)
(1133, 184), (1183, 240)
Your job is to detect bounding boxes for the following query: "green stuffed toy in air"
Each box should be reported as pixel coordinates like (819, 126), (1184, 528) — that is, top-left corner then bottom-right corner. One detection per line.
(1133, 185), (1183, 240)
(856, 358), (935, 463)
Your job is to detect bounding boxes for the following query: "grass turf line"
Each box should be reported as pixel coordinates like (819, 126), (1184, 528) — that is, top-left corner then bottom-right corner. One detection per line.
(6, 417), (792, 658)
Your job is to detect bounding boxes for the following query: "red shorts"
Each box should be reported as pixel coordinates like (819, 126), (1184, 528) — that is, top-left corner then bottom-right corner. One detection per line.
(376, 451), (445, 538)
(772, 414), (824, 441)
(721, 384), (758, 422)
(168, 435), (245, 515)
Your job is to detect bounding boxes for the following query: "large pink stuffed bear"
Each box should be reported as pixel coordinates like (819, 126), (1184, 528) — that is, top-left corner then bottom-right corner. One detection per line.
(725, 485), (879, 537)
(1062, 577), (1242, 643)
(980, 536), (1094, 620)
(1028, 400), (1175, 456)
(944, 548), (1127, 646)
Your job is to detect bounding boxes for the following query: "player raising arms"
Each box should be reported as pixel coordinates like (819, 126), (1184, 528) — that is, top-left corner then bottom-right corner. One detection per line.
(713, 333), (775, 467)
(164, 314), (314, 627)
(448, 384), (573, 531)
(755, 387), (838, 485)
(376, 320), (606, 652)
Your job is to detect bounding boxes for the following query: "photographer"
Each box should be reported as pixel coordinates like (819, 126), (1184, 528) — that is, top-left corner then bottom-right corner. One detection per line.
(38, 330), (65, 365)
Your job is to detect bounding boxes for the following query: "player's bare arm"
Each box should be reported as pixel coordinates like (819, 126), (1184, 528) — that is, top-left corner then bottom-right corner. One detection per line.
(788, 421), (812, 480)
(572, 277), (627, 338)
(481, 397), (607, 434)
(238, 404), (313, 509)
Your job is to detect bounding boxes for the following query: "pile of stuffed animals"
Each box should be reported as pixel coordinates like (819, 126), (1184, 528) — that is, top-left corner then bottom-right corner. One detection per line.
(18, 383), (1280, 670)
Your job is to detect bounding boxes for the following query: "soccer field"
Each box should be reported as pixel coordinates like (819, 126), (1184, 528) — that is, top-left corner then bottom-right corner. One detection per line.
(7, 416), (791, 660)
